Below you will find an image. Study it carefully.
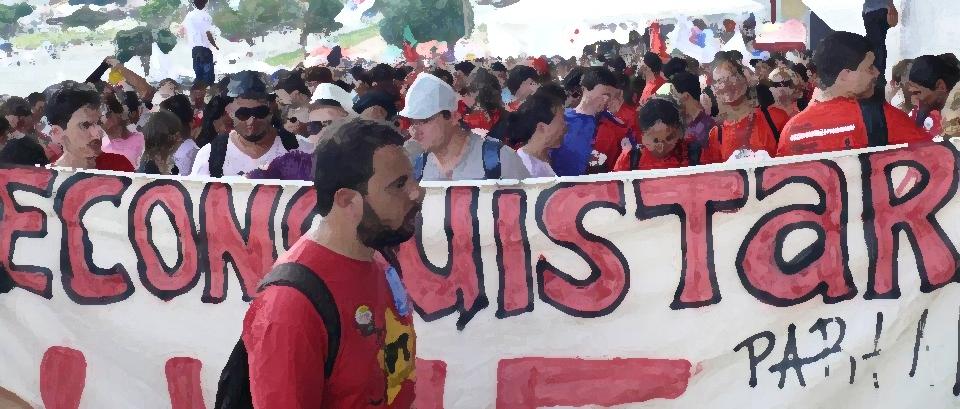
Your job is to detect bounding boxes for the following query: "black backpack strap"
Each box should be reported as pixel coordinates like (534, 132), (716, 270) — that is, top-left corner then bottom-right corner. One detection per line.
(759, 105), (781, 142)
(716, 124), (723, 145)
(277, 127), (300, 151)
(208, 133), (230, 178)
(258, 263), (341, 378)
(481, 138), (502, 179)
(860, 98), (889, 147)
(629, 145), (640, 171)
(413, 152), (428, 181)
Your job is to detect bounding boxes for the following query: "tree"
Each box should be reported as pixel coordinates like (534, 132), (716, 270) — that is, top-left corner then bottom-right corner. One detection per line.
(68, 0), (127, 6)
(114, 26), (177, 76)
(300, 0), (343, 46)
(0, 2), (34, 39)
(212, 0), (301, 45)
(137, 0), (184, 29)
(51, 6), (118, 30)
(373, 0), (472, 58)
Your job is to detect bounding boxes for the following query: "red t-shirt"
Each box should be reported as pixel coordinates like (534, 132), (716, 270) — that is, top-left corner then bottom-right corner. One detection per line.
(242, 239), (416, 409)
(506, 99), (522, 112)
(778, 98), (929, 156)
(95, 152), (134, 172)
(613, 140), (689, 171)
(587, 113), (632, 174)
(707, 107), (790, 161)
(614, 103), (639, 135)
(462, 109), (502, 131)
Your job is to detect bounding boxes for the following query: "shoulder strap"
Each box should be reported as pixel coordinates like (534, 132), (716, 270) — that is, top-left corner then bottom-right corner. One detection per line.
(481, 138), (502, 179)
(759, 105), (781, 141)
(208, 133), (229, 178)
(277, 127), (300, 151)
(860, 99), (889, 147)
(717, 124), (723, 145)
(629, 145), (640, 171)
(258, 263), (340, 379)
(413, 152), (428, 181)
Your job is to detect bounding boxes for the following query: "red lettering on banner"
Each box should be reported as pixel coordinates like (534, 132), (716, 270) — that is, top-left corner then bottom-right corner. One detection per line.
(199, 184), (281, 303)
(535, 182), (629, 317)
(280, 187), (318, 250)
(40, 346), (86, 409)
(496, 357), (691, 409)
(165, 357), (206, 409)
(0, 167), (55, 298)
(130, 181), (200, 301)
(55, 174), (134, 304)
(737, 161), (857, 306)
(862, 143), (960, 298)
(636, 170), (748, 308)
(413, 359), (446, 409)
(395, 186), (487, 330)
(493, 190), (533, 318)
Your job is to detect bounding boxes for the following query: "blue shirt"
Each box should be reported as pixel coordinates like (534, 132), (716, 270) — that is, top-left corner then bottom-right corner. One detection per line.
(550, 108), (598, 176)
(501, 88), (513, 104)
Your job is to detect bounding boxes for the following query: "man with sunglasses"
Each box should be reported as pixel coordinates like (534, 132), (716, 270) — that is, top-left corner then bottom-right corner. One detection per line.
(192, 71), (301, 177)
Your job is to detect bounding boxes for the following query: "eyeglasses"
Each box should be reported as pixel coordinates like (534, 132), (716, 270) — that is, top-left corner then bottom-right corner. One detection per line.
(769, 80), (795, 88)
(234, 106), (271, 121)
(306, 120), (332, 135)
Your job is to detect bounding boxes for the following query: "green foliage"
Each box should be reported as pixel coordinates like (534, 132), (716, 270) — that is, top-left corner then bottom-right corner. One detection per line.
(69, 0), (127, 6)
(0, 2), (34, 38)
(375, 0), (471, 47)
(138, 0), (183, 28)
(154, 28), (177, 53)
(212, 0), (302, 44)
(303, 0), (342, 37)
(60, 7), (113, 30)
(265, 49), (303, 66)
(211, 5), (244, 42)
(115, 26), (152, 63)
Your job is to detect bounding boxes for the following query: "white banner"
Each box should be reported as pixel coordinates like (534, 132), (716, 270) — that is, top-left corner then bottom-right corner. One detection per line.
(3, 142), (960, 408)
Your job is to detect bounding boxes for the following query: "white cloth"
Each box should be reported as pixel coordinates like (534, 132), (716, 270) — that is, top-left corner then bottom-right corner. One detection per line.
(191, 133), (295, 177)
(182, 9), (213, 49)
(174, 139), (199, 176)
(312, 83), (358, 116)
(517, 148), (556, 178)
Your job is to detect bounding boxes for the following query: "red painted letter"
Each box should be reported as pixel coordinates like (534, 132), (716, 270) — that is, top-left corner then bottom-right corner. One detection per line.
(737, 161), (857, 306)
(535, 182), (629, 317)
(862, 143), (960, 298)
(55, 174), (133, 304)
(40, 346), (86, 409)
(636, 170), (747, 308)
(129, 181), (200, 301)
(396, 186), (487, 330)
(413, 359), (446, 409)
(165, 357), (206, 409)
(280, 187), (318, 250)
(493, 190), (532, 318)
(0, 167), (56, 298)
(200, 183), (281, 302)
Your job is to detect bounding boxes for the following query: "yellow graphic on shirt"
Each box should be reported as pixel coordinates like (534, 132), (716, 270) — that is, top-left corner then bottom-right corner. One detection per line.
(378, 308), (416, 405)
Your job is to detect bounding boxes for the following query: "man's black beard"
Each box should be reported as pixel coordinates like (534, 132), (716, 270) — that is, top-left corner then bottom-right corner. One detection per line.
(357, 201), (420, 250)
(241, 129), (268, 143)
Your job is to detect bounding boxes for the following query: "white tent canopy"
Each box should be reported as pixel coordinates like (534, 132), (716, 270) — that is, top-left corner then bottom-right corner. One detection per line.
(470, 0), (767, 57)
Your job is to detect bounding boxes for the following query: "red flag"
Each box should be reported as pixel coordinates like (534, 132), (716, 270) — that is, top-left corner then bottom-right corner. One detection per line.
(402, 41), (420, 63)
(649, 21), (669, 61)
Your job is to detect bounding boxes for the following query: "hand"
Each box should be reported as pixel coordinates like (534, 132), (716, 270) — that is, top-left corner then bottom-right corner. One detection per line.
(105, 56), (120, 68)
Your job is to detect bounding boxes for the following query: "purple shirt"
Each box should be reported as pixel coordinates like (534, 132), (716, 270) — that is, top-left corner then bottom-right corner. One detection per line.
(246, 150), (314, 181)
(686, 111), (716, 166)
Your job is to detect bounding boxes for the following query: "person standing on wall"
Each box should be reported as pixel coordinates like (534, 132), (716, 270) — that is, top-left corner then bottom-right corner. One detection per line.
(182, 0), (220, 86)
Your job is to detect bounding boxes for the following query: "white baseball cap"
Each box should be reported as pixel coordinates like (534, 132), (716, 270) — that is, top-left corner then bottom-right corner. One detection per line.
(311, 83), (357, 116)
(398, 73), (457, 120)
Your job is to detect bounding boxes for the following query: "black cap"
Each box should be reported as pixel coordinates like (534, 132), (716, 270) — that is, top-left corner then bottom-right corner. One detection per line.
(327, 45), (343, 67)
(227, 71), (270, 100)
(352, 90), (397, 119)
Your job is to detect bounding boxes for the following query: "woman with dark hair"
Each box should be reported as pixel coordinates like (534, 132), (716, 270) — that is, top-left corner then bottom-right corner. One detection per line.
(196, 95), (233, 147)
(613, 97), (692, 171)
(161, 94), (201, 175)
(706, 51), (790, 161)
(139, 110), (183, 175)
(461, 68), (506, 132)
(101, 93), (145, 168)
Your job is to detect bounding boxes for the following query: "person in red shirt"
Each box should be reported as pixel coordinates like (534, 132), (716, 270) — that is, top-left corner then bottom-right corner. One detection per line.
(45, 81), (134, 171)
(639, 52), (667, 104)
(778, 31), (928, 156)
(460, 68), (506, 132)
(706, 51), (790, 161)
(505, 65), (540, 112)
(906, 54), (960, 137)
(243, 118), (423, 408)
(614, 97), (690, 171)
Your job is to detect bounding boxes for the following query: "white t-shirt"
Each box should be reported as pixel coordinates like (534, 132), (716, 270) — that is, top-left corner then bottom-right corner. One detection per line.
(517, 148), (556, 178)
(174, 139), (199, 176)
(183, 8), (213, 49)
(191, 133), (295, 177)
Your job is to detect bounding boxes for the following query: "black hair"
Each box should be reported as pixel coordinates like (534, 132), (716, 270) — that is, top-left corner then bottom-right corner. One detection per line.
(0, 116), (9, 136)
(349, 65), (366, 80)
(669, 71), (702, 101)
(191, 81), (208, 91)
(276, 71), (312, 96)
(605, 56), (627, 73)
(123, 91), (141, 114)
(563, 66), (585, 92)
(643, 52), (663, 74)
(580, 66), (618, 91)
(26, 92), (45, 106)
(491, 62), (507, 72)
(368, 63), (395, 84)
(1, 96), (31, 117)
(909, 55), (960, 91)
(0, 137), (49, 166)
(159, 94), (193, 137)
(304, 66), (334, 83)
(142, 110), (183, 161)
(44, 81), (102, 129)
(467, 68), (503, 113)
(814, 31), (873, 88)
(312, 118), (405, 216)
(506, 90), (563, 147)
(535, 82), (567, 107)
(158, 78), (180, 91)
(393, 66), (409, 82)
(430, 68), (454, 86)
(193, 0), (207, 9)
(506, 65), (538, 94)
(638, 97), (682, 132)
(197, 95), (232, 146)
(703, 87), (720, 117)
(663, 58), (688, 79)
(454, 61), (476, 76)
(790, 62), (809, 83)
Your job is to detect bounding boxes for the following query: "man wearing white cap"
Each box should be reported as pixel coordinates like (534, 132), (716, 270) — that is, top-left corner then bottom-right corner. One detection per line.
(400, 73), (530, 181)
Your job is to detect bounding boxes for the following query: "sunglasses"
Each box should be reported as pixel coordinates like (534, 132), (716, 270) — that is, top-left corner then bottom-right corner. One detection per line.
(769, 80), (795, 88)
(234, 106), (271, 121)
(306, 120), (332, 135)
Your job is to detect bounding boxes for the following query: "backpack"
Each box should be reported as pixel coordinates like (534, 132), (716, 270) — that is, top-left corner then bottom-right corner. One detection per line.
(214, 263), (340, 409)
(859, 98), (889, 147)
(412, 137), (502, 181)
(208, 128), (300, 178)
